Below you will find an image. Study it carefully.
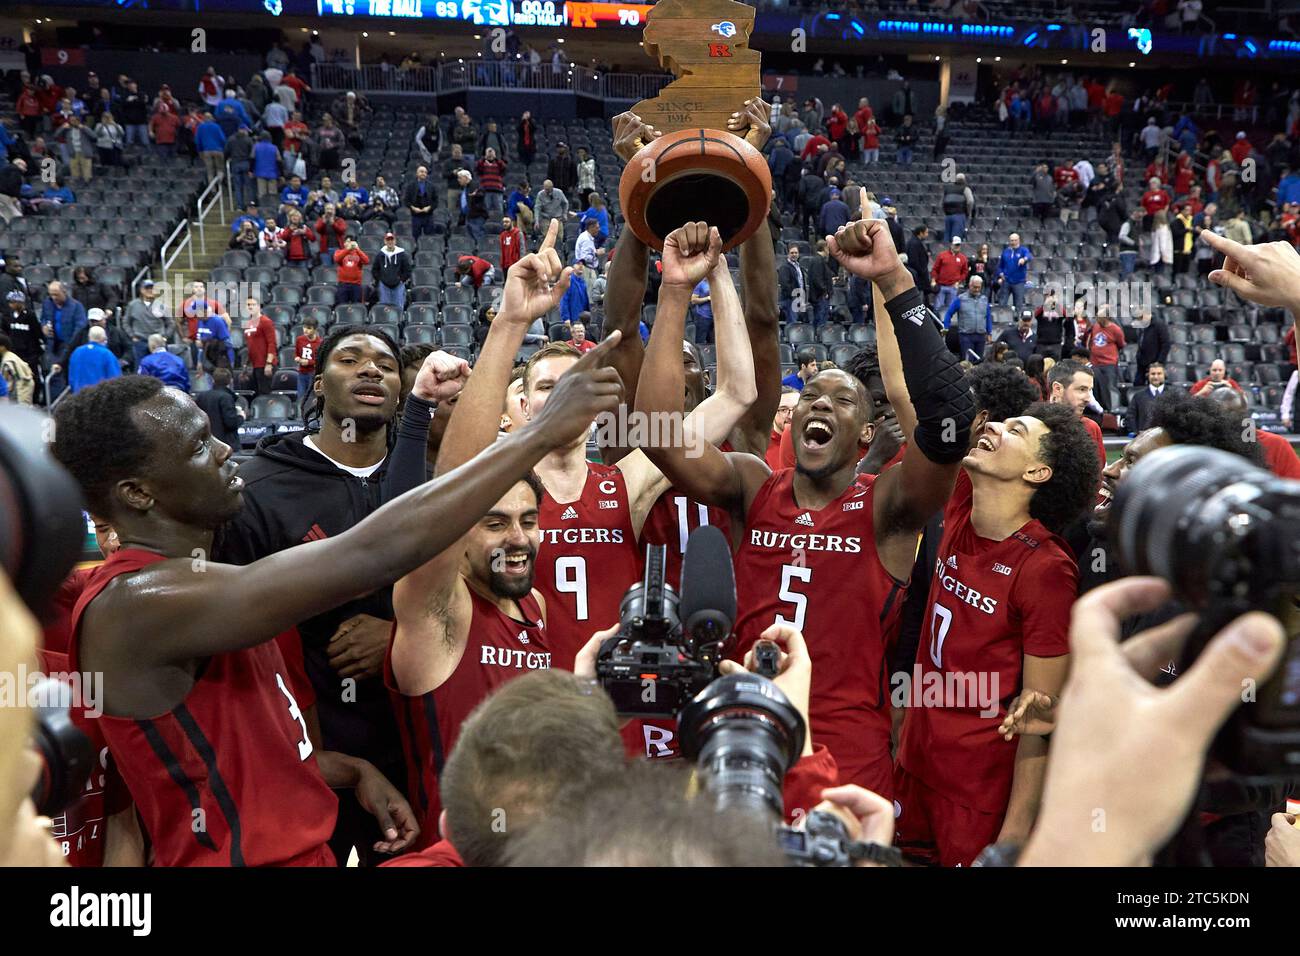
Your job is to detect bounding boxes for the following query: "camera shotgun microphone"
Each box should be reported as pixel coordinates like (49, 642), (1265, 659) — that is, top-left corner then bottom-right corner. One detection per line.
(679, 524), (737, 663)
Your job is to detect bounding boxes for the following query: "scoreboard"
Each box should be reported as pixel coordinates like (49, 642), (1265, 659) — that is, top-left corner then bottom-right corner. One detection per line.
(313, 0), (652, 27)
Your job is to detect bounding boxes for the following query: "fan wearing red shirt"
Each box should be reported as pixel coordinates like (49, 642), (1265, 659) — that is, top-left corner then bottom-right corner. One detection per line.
(895, 402), (1096, 867)
(242, 295), (279, 396)
(567, 319), (597, 354)
(1207, 385), (1300, 479)
(636, 219), (976, 796)
(294, 317), (322, 410)
(1053, 164), (1079, 189)
(333, 236), (370, 304)
(853, 98), (874, 145)
(767, 387), (799, 470)
(499, 216), (525, 272)
(456, 254), (493, 289)
(801, 134), (831, 161)
(180, 280), (225, 342)
(1048, 358), (1106, 470)
(1141, 179), (1171, 216)
(1191, 359), (1245, 397)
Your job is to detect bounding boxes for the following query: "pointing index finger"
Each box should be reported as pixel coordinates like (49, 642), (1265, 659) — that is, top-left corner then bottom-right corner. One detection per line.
(573, 328), (623, 370)
(539, 216), (560, 256)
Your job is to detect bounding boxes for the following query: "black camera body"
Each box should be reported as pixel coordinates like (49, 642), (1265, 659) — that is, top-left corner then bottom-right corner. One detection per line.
(595, 544), (720, 719)
(1113, 445), (1300, 778)
(777, 809), (903, 867)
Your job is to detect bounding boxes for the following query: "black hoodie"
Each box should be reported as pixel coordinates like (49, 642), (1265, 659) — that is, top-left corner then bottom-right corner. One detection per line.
(213, 397), (433, 781)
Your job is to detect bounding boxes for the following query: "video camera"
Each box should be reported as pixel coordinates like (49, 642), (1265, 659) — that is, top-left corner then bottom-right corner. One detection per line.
(597, 525), (897, 865)
(0, 406), (95, 815)
(1113, 444), (1300, 778)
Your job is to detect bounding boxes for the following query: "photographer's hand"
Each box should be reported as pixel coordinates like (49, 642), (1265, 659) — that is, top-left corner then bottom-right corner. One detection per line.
(1266, 813), (1300, 867)
(1019, 577), (1284, 867)
(815, 784), (896, 867)
(573, 624), (616, 681)
(1200, 232), (1300, 316)
(720, 624), (814, 757)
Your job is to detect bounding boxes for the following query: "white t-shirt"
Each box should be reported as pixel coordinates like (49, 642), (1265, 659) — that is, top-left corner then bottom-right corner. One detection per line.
(304, 435), (384, 478)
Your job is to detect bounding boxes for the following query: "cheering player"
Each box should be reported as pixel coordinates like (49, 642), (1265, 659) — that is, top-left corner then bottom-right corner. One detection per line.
(51, 353), (621, 866)
(888, 311), (1099, 863)
(435, 218), (756, 669)
(636, 219), (976, 796)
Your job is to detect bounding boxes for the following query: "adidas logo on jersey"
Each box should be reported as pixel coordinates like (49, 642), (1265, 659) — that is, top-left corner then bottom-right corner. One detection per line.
(517, 630), (530, 645)
(946, 554), (958, 570)
(561, 506), (578, 520)
(795, 512), (814, 527)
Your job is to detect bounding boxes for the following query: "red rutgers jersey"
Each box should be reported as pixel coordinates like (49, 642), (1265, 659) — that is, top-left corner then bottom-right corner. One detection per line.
(535, 462), (642, 668)
(897, 470), (1074, 816)
(386, 587), (547, 845)
(69, 549), (338, 867)
(732, 469), (907, 797)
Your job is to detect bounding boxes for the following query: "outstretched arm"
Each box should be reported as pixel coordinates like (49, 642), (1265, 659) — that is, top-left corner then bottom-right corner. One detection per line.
(84, 341), (625, 673)
(436, 218), (572, 476)
(727, 97), (782, 456)
(632, 222), (768, 516)
(827, 220), (974, 581)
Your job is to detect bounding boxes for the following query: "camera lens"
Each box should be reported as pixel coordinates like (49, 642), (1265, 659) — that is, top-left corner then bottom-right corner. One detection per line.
(30, 678), (94, 817)
(679, 673), (806, 822)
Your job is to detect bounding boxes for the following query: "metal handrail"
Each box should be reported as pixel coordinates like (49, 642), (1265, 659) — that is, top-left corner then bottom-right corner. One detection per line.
(159, 215), (194, 282)
(193, 173), (227, 257)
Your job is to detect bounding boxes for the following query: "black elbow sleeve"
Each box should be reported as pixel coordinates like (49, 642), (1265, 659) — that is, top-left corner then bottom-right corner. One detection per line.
(884, 286), (976, 464)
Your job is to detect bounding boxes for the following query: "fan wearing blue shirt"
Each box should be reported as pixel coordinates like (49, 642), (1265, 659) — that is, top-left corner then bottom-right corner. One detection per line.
(136, 334), (191, 392)
(68, 327), (122, 392)
(279, 175), (310, 212)
(994, 234), (1033, 311)
(195, 314), (236, 369)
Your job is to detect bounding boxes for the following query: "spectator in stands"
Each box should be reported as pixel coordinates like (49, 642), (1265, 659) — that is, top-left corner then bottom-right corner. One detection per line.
(92, 111), (124, 168)
(556, 259), (588, 327)
(42, 280), (87, 383)
(476, 147), (508, 220)
(534, 178), (568, 240)
(994, 233), (1033, 310)
(1192, 358), (1244, 396)
(374, 232), (412, 310)
(943, 273), (992, 363)
(818, 187), (850, 238)
(1149, 209), (1174, 272)
(905, 225), (931, 297)
(280, 173), (309, 215)
(895, 114), (916, 165)
(452, 111), (479, 162)
(573, 217), (602, 272)
(517, 110), (536, 166)
(689, 273), (713, 345)
(333, 92), (369, 151)
(493, 217), (523, 277)
(782, 348), (819, 390)
(194, 366), (244, 448)
(123, 278), (175, 367)
(576, 146), (596, 209)
(195, 111), (227, 182)
(797, 166), (825, 241)
(117, 78), (149, 148)
(70, 266), (117, 316)
(941, 174), (967, 241)
(315, 203), (348, 267)
(280, 209), (317, 269)
(459, 170), (488, 243)
(1088, 305), (1126, 410)
(249, 133), (280, 201)
(214, 89), (251, 138)
(443, 144), (467, 209)
(1282, 370), (1297, 431)
(334, 236), (370, 306)
(806, 239), (836, 329)
(232, 200), (264, 236)
(317, 115), (346, 172)
(221, 126), (253, 210)
(1031, 162), (1056, 221)
(568, 320), (595, 354)
(0, 333), (34, 404)
(859, 115), (880, 165)
(1208, 386), (1300, 479)
(930, 236), (968, 315)
(293, 317), (321, 413)
(56, 115), (95, 182)
(1129, 309), (1170, 387)
(1126, 362), (1168, 433)
(456, 254), (494, 290)
(67, 325), (120, 393)
(507, 180), (534, 235)
(1139, 116), (1162, 162)
(372, 175), (399, 211)
(547, 141), (577, 195)
(2, 289), (42, 378)
(136, 333), (189, 392)
(402, 164), (436, 240)
(998, 310), (1039, 363)
(240, 295), (278, 395)
(0, 157), (25, 224)
(1223, 207), (1253, 246)
(777, 245), (808, 325)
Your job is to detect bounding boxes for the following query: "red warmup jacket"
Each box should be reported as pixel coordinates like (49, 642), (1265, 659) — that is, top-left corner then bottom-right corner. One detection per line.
(801, 135), (831, 160)
(243, 314), (278, 369)
(457, 255), (492, 288)
(1141, 189), (1170, 216)
(499, 227), (524, 271)
(315, 216), (347, 255)
(333, 247), (370, 285)
(279, 224), (317, 261)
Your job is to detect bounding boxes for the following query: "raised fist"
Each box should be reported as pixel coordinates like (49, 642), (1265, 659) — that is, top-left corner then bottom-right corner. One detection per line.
(661, 221), (723, 290)
(412, 349), (471, 404)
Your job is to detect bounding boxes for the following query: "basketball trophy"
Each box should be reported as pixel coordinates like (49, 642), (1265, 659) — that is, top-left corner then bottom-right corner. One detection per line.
(617, 0), (772, 253)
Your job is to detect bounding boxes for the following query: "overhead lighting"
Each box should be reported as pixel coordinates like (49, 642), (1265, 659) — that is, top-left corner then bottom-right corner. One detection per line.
(934, 55), (941, 61)
(995, 55), (1001, 61)
(311, 30), (319, 36)
(558, 38), (565, 43)
(473, 34), (481, 39)
(1129, 61), (1136, 67)
(388, 31), (396, 36)
(975, 57), (982, 63)
(1061, 58), (1068, 64)
(362, 31), (368, 37)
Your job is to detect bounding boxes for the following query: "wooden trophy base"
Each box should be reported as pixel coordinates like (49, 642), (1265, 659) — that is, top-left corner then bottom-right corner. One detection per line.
(618, 127), (772, 253)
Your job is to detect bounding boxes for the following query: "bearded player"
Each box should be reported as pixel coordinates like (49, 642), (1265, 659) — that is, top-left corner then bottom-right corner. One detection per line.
(51, 346), (622, 866)
(636, 218), (976, 796)
(435, 218), (756, 670)
(881, 265), (1099, 863)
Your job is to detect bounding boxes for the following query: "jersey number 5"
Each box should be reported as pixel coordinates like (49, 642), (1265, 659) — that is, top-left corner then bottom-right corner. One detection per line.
(276, 673), (313, 761)
(775, 564), (812, 632)
(555, 555), (589, 620)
